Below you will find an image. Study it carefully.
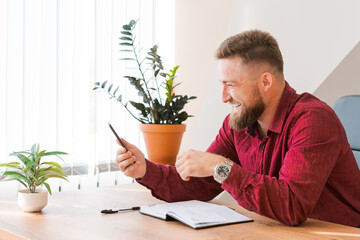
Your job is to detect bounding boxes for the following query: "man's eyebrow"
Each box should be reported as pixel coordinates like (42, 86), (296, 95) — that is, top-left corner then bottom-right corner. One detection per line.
(219, 79), (236, 83)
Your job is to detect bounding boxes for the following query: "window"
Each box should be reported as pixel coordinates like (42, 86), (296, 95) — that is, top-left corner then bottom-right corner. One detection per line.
(0, 0), (174, 195)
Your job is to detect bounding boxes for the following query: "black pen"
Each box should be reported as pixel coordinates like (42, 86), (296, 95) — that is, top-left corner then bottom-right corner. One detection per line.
(101, 206), (140, 214)
(108, 122), (128, 151)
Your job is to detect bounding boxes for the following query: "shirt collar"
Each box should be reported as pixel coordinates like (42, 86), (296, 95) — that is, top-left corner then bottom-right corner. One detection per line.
(267, 81), (296, 134)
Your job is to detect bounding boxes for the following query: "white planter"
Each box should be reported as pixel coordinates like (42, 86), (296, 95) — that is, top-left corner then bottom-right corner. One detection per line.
(18, 189), (48, 212)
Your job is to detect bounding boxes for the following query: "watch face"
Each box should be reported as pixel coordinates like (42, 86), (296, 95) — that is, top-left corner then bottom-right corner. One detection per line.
(217, 165), (230, 178)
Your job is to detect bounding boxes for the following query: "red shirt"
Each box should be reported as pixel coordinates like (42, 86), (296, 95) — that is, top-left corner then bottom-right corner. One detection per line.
(138, 82), (360, 226)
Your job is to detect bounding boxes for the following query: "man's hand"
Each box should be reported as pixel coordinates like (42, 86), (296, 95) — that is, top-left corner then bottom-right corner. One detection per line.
(175, 150), (227, 181)
(115, 138), (147, 179)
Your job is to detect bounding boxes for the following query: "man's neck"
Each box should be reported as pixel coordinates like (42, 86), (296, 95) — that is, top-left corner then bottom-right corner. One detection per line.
(257, 80), (286, 137)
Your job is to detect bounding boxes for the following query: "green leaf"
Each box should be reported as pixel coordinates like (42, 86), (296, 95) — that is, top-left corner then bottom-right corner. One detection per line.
(108, 83), (113, 93)
(173, 83), (181, 88)
(37, 169), (68, 183)
(2, 171), (28, 182)
(41, 161), (63, 169)
(36, 144), (40, 155)
(11, 153), (36, 167)
(119, 42), (132, 46)
(120, 37), (132, 41)
(37, 170), (67, 182)
(36, 166), (52, 176)
(121, 31), (132, 36)
(129, 20), (136, 27)
(0, 162), (22, 170)
(1, 175), (28, 188)
(9, 151), (31, 156)
(123, 76), (136, 80)
(43, 182), (52, 195)
(171, 65), (179, 73)
(122, 24), (131, 30)
(113, 86), (119, 96)
(0, 161), (20, 166)
(39, 150), (46, 156)
(119, 58), (135, 61)
(39, 151), (68, 163)
(130, 101), (147, 117)
(101, 81), (108, 88)
(39, 169), (67, 179)
(40, 151), (68, 156)
(36, 176), (48, 186)
(117, 94), (123, 102)
(30, 143), (37, 160)
(154, 69), (160, 77)
(39, 173), (68, 182)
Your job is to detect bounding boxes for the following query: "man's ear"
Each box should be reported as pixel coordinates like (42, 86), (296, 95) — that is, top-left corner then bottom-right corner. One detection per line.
(260, 72), (273, 92)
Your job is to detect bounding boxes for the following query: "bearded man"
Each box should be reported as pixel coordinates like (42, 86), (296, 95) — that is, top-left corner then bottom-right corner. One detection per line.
(115, 30), (360, 227)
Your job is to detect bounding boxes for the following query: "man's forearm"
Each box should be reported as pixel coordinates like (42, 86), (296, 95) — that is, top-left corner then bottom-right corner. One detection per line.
(137, 159), (223, 202)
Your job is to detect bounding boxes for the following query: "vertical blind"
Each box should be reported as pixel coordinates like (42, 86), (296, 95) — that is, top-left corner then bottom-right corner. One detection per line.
(0, 0), (174, 195)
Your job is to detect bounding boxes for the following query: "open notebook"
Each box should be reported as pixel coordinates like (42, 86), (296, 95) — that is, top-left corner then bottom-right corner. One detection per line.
(140, 200), (253, 229)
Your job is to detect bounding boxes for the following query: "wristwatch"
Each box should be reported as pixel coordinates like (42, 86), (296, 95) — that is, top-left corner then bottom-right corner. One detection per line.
(213, 158), (234, 184)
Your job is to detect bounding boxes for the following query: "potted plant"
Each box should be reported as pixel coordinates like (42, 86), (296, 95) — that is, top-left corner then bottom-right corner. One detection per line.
(93, 19), (196, 165)
(0, 143), (69, 212)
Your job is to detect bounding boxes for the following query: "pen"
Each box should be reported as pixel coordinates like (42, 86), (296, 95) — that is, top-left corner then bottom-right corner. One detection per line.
(108, 122), (129, 151)
(101, 206), (140, 214)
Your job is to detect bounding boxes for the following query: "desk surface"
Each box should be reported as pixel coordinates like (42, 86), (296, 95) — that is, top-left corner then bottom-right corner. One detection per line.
(0, 183), (359, 240)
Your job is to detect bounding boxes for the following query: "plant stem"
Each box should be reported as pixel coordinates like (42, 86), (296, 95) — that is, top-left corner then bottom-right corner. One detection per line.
(154, 76), (163, 105)
(130, 34), (159, 123)
(120, 101), (145, 123)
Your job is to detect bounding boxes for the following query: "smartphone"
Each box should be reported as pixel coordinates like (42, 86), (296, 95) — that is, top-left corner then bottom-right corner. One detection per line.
(108, 122), (128, 151)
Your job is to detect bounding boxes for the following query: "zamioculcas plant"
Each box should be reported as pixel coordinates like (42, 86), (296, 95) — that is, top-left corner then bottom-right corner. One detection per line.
(93, 19), (196, 124)
(0, 143), (69, 195)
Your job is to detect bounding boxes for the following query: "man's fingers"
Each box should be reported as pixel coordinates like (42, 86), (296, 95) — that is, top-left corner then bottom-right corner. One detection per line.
(175, 155), (186, 173)
(175, 156), (183, 169)
(176, 151), (185, 161)
(117, 156), (136, 171)
(116, 138), (131, 150)
(176, 161), (191, 181)
(116, 150), (132, 164)
(116, 147), (127, 155)
(120, 137), (130, 145)
(179, 169), (190, 181)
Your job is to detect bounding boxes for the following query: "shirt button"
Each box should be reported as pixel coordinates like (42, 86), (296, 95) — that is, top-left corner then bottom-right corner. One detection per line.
(260, 145), (264, 149)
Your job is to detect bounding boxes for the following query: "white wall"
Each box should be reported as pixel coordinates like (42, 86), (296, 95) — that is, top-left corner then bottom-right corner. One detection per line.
(174, 0), (235, 152)
(175, 0), (360, 151)
(314, 41), (360, 106)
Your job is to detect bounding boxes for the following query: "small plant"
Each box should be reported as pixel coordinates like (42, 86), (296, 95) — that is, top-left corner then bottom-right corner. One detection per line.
(0, 143), (69, 195)
(93, 19), (196, 124)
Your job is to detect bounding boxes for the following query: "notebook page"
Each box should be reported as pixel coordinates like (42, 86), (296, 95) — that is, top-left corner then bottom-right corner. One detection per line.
(169, 205), (251, 225)
(140, 200), (213, 220)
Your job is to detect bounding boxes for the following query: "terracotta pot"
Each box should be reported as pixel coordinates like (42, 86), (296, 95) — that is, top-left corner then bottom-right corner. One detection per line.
(140, 124), (186, 165)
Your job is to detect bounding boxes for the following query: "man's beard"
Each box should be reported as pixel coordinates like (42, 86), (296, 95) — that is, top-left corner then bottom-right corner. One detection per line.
(229, 87), (265, 131)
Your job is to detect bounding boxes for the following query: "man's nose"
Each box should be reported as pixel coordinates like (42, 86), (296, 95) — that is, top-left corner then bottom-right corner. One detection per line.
(222, 86), (232, 103)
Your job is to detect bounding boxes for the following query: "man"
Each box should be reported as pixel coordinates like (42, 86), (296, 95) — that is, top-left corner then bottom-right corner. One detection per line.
(115, 30), (360, 227)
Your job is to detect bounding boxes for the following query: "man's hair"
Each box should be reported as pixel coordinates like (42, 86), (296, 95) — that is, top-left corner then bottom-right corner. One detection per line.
(215, 30), (283, 73)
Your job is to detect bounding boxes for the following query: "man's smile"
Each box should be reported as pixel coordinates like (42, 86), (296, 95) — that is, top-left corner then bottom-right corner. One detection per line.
(232, 103), (242, 111)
